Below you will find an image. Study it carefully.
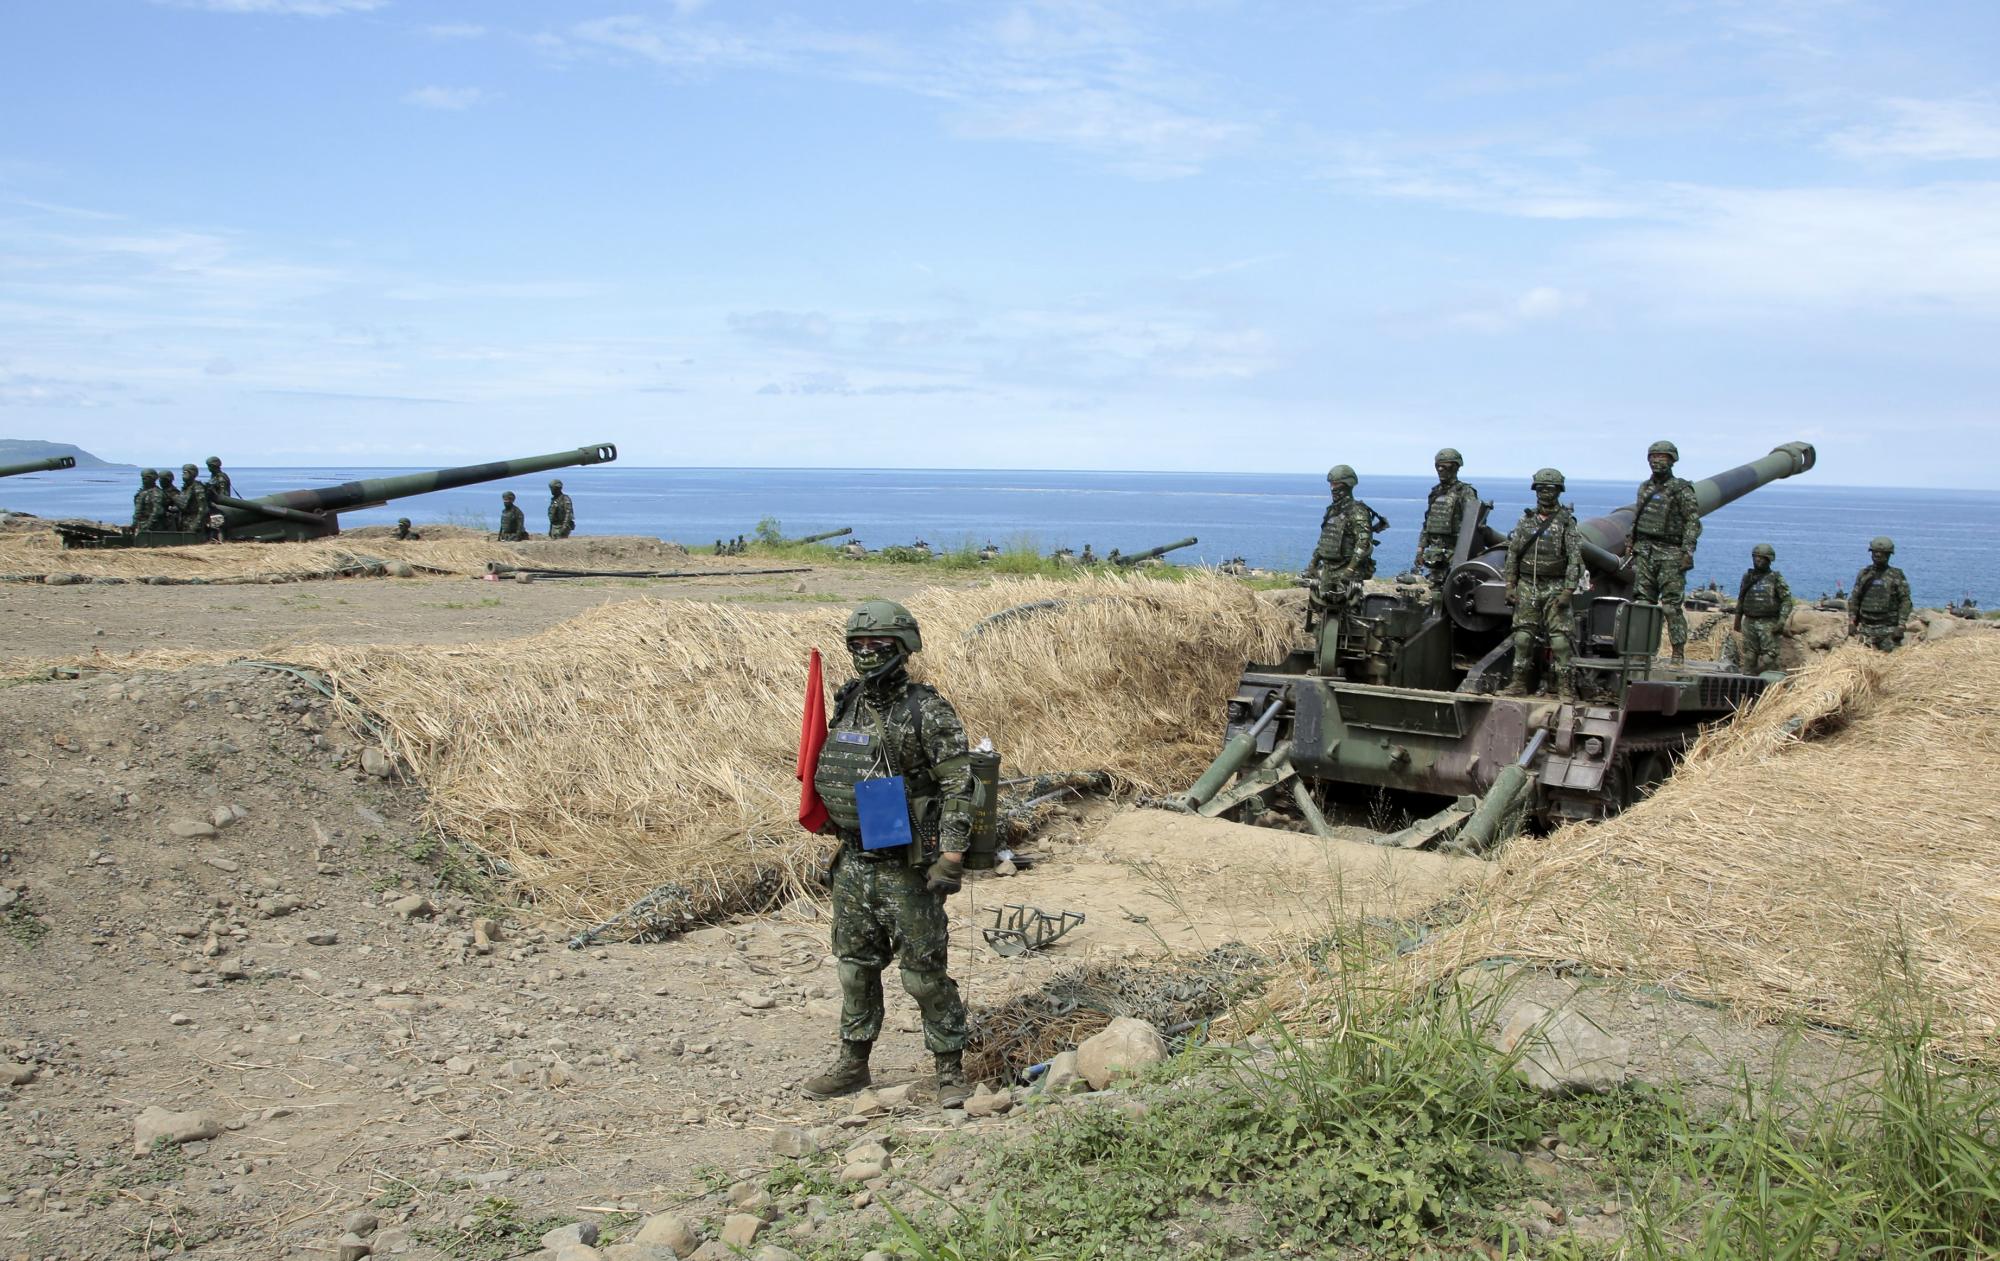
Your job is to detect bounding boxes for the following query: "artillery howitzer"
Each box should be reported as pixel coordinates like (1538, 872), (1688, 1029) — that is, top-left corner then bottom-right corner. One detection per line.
(56, 444), (617, 548)
(1172, 443), (1817, 852)
(1113, 536), (1198, 567)
(1, 455), (76, 478)
(783, 527), (853, 545)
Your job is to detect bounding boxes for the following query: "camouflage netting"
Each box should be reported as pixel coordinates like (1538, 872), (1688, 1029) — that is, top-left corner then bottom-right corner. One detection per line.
(1311, 637), (2000, 1059)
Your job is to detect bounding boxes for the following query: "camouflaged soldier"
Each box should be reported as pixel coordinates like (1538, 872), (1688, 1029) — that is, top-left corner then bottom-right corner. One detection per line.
(1850, 537), (1913, 652)
(132, 469), (160, 529)
(394, 518), (421, 541)
(154, 469), (181, 531)
(1079, 543), (1096, 564)
(1502, 468), (1584, 701)
(804, 600), (974, 1109)
(204, 456), (232, 501)
(1733, 544), (1794, 674)
(1415, 448), (1479, 599)
(176, 463), (212, 535)
(546, 479), (574, 540)
(1626, 440), (1702, 663)
(497, 491), (528, 542)
(1307, 465), (1377, 625)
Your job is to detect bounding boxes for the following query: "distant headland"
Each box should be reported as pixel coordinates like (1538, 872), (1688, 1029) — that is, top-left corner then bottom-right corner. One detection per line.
(0, 439), (128, 469)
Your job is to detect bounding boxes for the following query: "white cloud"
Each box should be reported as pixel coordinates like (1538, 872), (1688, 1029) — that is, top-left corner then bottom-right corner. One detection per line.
(154, 0), (384, 14)
(402, 86), (489, 111)
(422, 23), (486, 40)
(1827, 97), (2000, 162)
(1447, 286), (1589, 333)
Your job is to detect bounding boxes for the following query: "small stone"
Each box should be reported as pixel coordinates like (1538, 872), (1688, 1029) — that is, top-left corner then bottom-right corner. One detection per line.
(444, 1056), (475, 1076)
(168, 1012), (193, 1026)
(839, 1159), (886, 1184)
(630, 1213), (698, 1257)
(542, 1223), (601, 1250)
(847, 1089), (883, 1116)
(556, 1246), (604, 1261)
(1, 1062), (35, 1086)
(993, 858), (1018, 877)
(389, 895), (434, 920)
(603, 1247), (681, 1261)
(770, 1126), (818, 1159)
(209, 805), (238, 830)
(204, 856), (239, 873)
(133, 1106), (220, 1155)
(719, 1215), (763, 1249)
(361, 748), (394, 778)
(336, 1232), (372, 1261)
(1041, 1050), (1083, 1093)
(738, 991), (777, 1010)
(306, 930), (340, 946)
(751, 1248), (801, 1261)
(874, 1083), (913, 1108)
(962, 1084), (1013, 1118)
(168, 818), (216, 839)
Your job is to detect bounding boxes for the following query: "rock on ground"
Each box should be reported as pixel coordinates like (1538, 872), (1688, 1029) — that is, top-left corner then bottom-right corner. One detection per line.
(1492, 1000), (1631, 1094)
(1076, 1016), (1168, 1090)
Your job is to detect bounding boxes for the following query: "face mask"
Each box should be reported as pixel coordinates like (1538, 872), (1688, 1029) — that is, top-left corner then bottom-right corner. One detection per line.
(850, 640), (904, 681)
(1536, 488), (1560, 510)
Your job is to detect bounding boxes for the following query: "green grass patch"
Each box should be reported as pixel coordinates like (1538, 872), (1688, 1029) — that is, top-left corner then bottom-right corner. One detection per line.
(3, 897), (49, 946)
(415, 1196), (568, 1261)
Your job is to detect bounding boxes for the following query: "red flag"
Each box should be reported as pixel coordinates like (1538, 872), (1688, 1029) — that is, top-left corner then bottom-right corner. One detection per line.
(796, 647), (830, 833)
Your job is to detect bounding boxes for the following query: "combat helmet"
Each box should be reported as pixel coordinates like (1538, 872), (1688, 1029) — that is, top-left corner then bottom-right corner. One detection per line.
(549, 479), (564, 492)
(1647, 440), (1679, 460)
(501, 490), (516, 502)
(846, 599), (922, 655)
(1870, 536), (1895, 554)
(1530, 467), (1566, 489)
(1325, 464), (1358, 489)
(181, 462), (199, 477)
(1433, 448), (1463, 466)
(1752, 543), (1776, 560)
(206, 456), (222, 468)
(140, 468), (157, 483)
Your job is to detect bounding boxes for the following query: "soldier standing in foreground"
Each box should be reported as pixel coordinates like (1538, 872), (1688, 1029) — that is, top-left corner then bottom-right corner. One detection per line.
(1625, 440), (1701, 664)
(1733, 544), (1794, 674)
(176, 463), (212, 536)
(1502, 468), (1584, 701)
(1307, 465), (1377, 627)
(205, 456), (233, 501)
(497, 491), (528, 542)
(547, 479), (574, 539)
(804, 601), (973, 1108)
(1414, 448), (1479, 601)
(131, 469), (159, 529)
(1849, 537), (1913, 651)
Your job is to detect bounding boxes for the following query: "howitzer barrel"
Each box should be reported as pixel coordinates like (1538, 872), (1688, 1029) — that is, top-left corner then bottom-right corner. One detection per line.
(1114, 536), (1199, 566)
(1447, 442), (1816, 632)
(218, 443), (617, 537)
(0, 455), (77, 478)
(788, 527), (853, 544)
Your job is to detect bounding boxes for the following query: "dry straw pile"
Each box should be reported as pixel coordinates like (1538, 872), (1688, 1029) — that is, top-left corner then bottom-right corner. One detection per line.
(1402, 636), (2000, 1057)
(0, 529), (523, 582)
(291, 574), (1295, 931)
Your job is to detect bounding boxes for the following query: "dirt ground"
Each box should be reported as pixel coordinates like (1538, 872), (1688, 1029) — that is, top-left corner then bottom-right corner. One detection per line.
(0, 534), (1869, 1260)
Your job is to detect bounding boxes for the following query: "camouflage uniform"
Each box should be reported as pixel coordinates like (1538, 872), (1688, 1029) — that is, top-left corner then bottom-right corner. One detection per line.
(205, 458), (232, 501)
(1416, 450), (1478, 597)
(151, 472), (180, 532)
(547, 481), (574, 540)
(1628, 443), (1701, 658)
(1308, 466), (1377, 625)
(497, 494), (528, 541)
(1501, 469), (1584, 699)
(1734, 547), (1794, 674)
(132, 470), (159, 529)
(1851, 538), (1912, 652)
(176, 465), (211, 535)
(394, 518), (420, 541)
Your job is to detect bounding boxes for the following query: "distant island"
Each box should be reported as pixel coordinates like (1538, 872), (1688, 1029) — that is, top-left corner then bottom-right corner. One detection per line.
(0, 439), (127, 469)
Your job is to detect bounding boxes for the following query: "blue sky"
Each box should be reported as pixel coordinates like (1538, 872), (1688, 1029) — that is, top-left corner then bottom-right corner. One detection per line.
(1, 0), (1996, 484)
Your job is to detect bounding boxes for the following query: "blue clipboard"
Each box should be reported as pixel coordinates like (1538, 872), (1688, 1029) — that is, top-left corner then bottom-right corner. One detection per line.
(854, 776), (914, 850)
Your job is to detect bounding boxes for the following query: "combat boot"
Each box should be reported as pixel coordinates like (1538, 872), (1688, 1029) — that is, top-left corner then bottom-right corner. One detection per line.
(1668, 644), (1687, 668)
(1556, 674), (1577, 704)
(800, 1040), (872, 1099)
(934, 1052), (972, 1110)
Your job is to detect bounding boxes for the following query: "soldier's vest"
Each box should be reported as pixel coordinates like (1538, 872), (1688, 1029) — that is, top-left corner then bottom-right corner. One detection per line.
(1854, 568), (1900, 620)
(211, 473), (232, 499)
(1515, 511), (1573, 581)
(1634, 478), (1690, 541)
(179, 484), (210, 531)
(1319, 499), (1380, 575)
(1739, 571), (1781, 618)
(1421, 483), (1468, 541)
(813, 682), (941, 848)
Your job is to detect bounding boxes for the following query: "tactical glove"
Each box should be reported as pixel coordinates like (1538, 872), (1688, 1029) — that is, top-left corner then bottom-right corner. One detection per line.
(925, 854), (963, 896)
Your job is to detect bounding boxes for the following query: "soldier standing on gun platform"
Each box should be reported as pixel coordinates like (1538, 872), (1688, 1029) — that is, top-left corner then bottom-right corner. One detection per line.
(1502, 468), (1583, 701)
(176, 463), (212, 537)
(154, 469), (181, 531)
(802, 601), (974, 1110)
(131, 469), (159, 530)
(1414, 448), (1478, 602)
(1624, 440), (1701, 664)
(205, 456), (233, 501)
(547, 479), (574, 539)
(1733, 544), (1794, 673)
(1849, 537), (1913, 651)
(1307, 465), (1377, 627)
(497, 491), (528, 542)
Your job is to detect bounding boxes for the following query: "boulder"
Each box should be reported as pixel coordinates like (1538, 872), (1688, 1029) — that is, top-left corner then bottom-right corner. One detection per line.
(1491, 1000), (1630, 1094)
(1076, 1017), (1168, 1090)
(630, 1214), (698, 1258)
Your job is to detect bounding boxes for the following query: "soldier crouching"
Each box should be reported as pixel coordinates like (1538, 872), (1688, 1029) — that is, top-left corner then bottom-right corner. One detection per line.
(803, 600), (973, 1109)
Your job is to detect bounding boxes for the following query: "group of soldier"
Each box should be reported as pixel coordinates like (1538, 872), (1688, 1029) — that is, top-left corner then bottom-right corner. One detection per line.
(1306, 443), (1918, 702)
(496, 479), (575, 542)
(129, 457), (235, 536)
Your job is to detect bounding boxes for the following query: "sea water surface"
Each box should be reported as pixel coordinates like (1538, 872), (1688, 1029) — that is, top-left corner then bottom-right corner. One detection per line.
(7, 465), (1992, 609)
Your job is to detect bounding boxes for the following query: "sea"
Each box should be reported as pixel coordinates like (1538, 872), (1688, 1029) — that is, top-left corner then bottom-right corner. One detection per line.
(5, 465), (1993, 610)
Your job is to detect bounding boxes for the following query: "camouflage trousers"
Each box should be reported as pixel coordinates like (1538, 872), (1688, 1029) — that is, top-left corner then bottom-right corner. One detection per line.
(1417, 541), (1453, 597)
(1509, 579), (1574, 687)
(829, 850), (968, 1054)
(1854, 621), (1904, 652)
(1737, 617), (1784, 673)
(1631, 542), (1690, 649)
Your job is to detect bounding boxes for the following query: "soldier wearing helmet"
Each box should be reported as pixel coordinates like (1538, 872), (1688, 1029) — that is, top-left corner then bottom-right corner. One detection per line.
(1501, 468), (1584, 700)
(546, 478), (574, 540)
(154, 468), (181, 531)
(1414, 448), (1480, 601)
(803, 600), (975, 1109)
(496, 490), (528, 541)
(394, 517), (421, 541)
(1849, 537), (1912, 651)
(176, 463), (212, 536)
(1306, 465), (1381, 630)
(1625, 439), (1702, 664)
(204, 456), (233, 501)
(1733, 543), (1794, 674)
(132, 469), (160, 530)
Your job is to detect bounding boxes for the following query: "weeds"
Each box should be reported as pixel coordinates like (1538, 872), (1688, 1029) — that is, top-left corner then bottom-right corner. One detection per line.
(414, 1196), (567, 1261)
(4, 897), (49, 946)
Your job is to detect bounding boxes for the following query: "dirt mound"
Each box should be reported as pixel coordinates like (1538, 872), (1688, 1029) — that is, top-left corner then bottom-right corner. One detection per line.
(0, 528), (527, 583)
(1399, 638), (2000, 1057)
